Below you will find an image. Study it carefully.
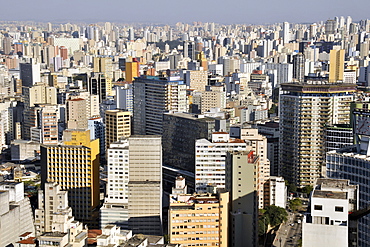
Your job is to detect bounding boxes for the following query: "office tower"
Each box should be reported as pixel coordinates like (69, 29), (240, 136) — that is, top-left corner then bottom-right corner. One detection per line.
(20, 62), (41, 87)
(256, 122), (280, 176)
(162, 112), (217, 173)
(292, 53), (305, 82)
(66, 98), (88, 129)
(88, 117), (105, 155)
(225, 150), (260, 247)
(133, 75), (187, 135)
(325, 124), (353, 152)
(168, 192), (229, 247)
(128, 136), (162, 235)
(40, 129), (100, 227)
(195, 132), (248, 193)
(279, 81), (355, 187)
(201, 85), (226, 113)
(88, 73), (107, 103)
(329, 49), (345, 83)
(100, 139), (130, 229)
(302, 179), (358, 247)
(326, 102), (370, 246)
(283, 22), (290, 44)
(0, 182), (35, 246)
(125, 61), (139, 83)
(185, 70), (208, 91)
(105, 109), (131, 151)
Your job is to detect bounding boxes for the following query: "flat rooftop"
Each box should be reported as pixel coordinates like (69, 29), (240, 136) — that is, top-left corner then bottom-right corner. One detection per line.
(313, 190), (347, 200)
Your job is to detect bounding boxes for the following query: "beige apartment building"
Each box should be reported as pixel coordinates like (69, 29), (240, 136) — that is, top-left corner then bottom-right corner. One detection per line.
(169, 192), (229, 247)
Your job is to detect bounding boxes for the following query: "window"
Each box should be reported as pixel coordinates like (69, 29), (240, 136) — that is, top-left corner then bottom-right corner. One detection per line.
(335, 206), (344, 212)
(314, 205), (322, 210)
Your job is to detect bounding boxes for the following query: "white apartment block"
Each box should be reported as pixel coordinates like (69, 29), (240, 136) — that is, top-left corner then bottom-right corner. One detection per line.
(101, 139), (130, 229)
(195, 132), (248, 193)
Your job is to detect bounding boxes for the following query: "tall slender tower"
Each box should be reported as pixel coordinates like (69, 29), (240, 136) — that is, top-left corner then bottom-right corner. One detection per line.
(128, 135), (162, 235)
(329, 49), (345, 83)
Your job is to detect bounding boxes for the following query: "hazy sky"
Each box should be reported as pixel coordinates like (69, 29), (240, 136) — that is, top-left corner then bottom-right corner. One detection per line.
(1, 0), (369, 24)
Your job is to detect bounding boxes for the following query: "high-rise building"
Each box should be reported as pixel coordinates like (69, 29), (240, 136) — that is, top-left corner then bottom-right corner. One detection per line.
(279, 81), (355, 187)
(20, 62), (41, 87)
(162, 112), (217, 174)
(105, 109), (131, 151)
(88, 117), (105, 155)
(133, 75), (187, 135)
(34, 182), (76, 236)
(283, 22), (290, 44)
(256, 122), (280, 176)
(326, 102), (370, 246)
(201, 85), (226, 113)
(226, 150), (260, 247)
(292, 53), (305, 82)
(168, 192), (229, 247)
(185, 70), (208, 91)
(325, 124), (353, 152)
(88, 73), (107, 103)
(128, 136), (162, 235)
(329, 49), (345, 83)
(66, 98), (88, 129)
(100, 139), (130, 229)
(302, 179), (358, 247)
(195, 132), (248, 193)
(0, 182), (35, 246)
(40, 129), (100, 227)
(125, 61), (139, 83)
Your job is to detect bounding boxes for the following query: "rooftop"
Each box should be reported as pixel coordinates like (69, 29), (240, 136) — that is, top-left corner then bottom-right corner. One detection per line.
(312, 190), (347, 200)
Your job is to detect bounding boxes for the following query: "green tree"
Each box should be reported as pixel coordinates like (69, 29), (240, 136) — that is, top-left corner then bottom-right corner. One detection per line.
(264, 205), (288, 227)
(289, 198), (302, 212)
(258, 214), (269, 236)
(302, 185), (313, 195)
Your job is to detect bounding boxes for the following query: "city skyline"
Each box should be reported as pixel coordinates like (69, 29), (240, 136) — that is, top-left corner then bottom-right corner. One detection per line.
(1, 0), (370, 24)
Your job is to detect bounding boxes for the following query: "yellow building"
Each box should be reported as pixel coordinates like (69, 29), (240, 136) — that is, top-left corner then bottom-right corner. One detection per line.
(40, 129), (100, 227)
(125, 61), (139, 83)
(169, 192), (229, 247)
(329, 49), (344, 83)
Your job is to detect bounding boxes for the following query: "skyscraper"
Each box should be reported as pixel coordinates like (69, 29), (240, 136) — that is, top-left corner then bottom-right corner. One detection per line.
(279, 81), (355, 187)
(133, 75), (187, 135)
(40, 129), (100, 227)
(128, 135), (162, 235)
(329, 49), (345, 83)
(292, 53), (305, 82)
(283, 22), (290, 44)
